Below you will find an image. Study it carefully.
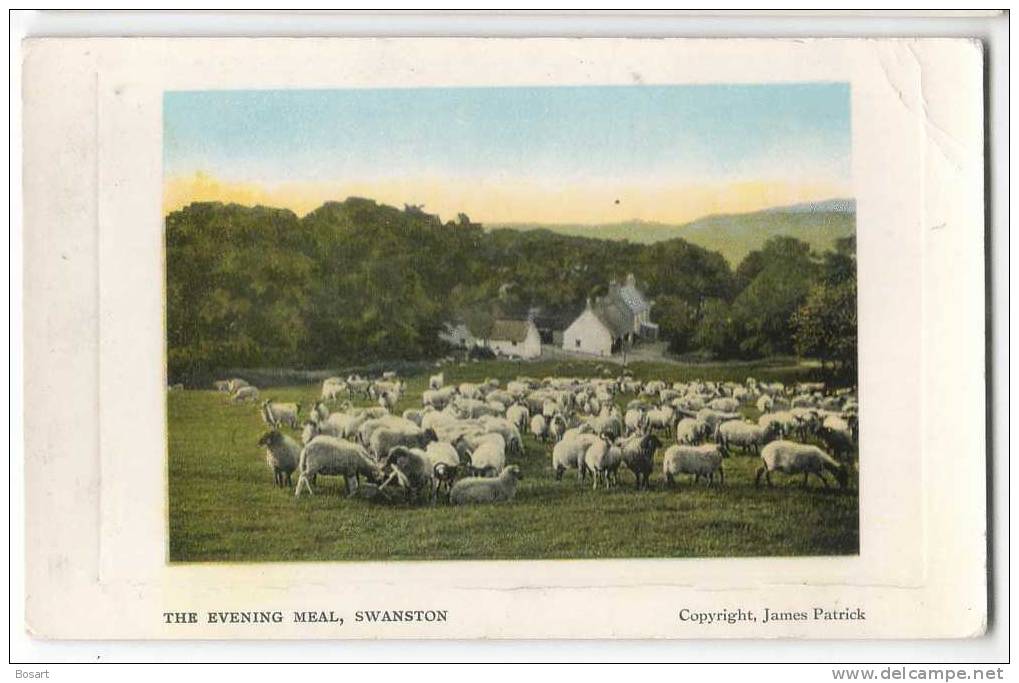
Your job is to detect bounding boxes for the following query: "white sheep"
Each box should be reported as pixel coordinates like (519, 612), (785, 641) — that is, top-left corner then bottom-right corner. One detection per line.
(257, 430), (300, 487)
(294, 436), (382, 497)
(708, 397), (739, 413)
(261, 399), (301, 429)
(582, 434), (623, 490)
(551, 432), (598, 481)
(756, 395), (775, 413)
(231, 386), (259, 403)
(756, 440), (849, 489)
(717, 420), (776, 456)
(428, 372), (444, 390)
(662, 444), (725, 487)
(530, 414), (548, 442)
(461, 433), (506, 477)
(674, 417), (709, 445)
(321, 378), (347, 402)
(506, 404), (530, 433)
(213, 379), (231, 392)
(450, 465), (523, 505)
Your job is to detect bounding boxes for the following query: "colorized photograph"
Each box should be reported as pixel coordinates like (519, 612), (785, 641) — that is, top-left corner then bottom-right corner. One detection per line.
(164, 84), (859, 562)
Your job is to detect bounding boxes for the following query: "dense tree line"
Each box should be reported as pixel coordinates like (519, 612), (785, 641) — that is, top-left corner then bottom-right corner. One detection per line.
(166, 198), (856, 383)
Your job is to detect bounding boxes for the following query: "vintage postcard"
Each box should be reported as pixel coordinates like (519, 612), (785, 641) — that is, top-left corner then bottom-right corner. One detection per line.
(22, 37), (986, 639)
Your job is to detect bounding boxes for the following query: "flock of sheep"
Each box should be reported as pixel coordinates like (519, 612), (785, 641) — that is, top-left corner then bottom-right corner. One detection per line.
(217, 369), (858, 506)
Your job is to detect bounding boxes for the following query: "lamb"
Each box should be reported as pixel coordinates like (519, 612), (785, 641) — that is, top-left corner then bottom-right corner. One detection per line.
(662, 444), (725, 487)
(294, 436), (382, 497)
(616, 433), (661, 490)
(717, 420), (776, 456)
(756, 440), (849, 489)
(450, 465), (524, 505)
(581, 434), (623, 490)
(428, 372), (444, 390)
(231, 386), (259, 403)
(551, 433), (599, 481)
(675, 417), (710, 445)
(261, 399), (301, 429)
(369, 426), (438, 461)
(257, 430), (300, 487)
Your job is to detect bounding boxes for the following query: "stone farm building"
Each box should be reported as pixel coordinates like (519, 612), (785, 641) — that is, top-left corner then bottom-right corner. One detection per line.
(562, 274), (658, 357)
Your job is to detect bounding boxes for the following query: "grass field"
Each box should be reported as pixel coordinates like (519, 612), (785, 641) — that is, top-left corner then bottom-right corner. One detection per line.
(168, 358), (858, 562)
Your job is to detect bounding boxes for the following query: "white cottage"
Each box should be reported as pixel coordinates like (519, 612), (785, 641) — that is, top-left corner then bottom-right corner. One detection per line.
(562, 299), (629, 356)
(486, 319), (541, 359)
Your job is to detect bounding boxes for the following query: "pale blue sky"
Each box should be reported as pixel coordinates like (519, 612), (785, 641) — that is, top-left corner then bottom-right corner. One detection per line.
(164, 84), (851, 183)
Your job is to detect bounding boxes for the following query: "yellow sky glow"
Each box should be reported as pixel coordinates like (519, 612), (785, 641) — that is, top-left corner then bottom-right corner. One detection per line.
(164, 172), (851, 225)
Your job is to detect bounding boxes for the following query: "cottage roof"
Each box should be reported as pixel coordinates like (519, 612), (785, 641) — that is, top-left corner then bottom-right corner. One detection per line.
(615, 281), (650, 314)
(489, 319), (533, 343)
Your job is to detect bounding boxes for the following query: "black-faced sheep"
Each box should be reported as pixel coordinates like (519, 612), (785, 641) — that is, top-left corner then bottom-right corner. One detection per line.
(617, 432), (661, 490)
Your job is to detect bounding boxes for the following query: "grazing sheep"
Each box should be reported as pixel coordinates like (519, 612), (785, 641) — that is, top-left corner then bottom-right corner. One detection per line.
(717, 420), (776, 456)
(617, 433), (661, 490)
(696, 408), (741, 438)
(675, 417), (710, 445)
(261, 399), (301, 429)
(213, 380), (231, 392)
(312, 401), (330, 422)
(662, 444), (725, 487)
(818, 415), (854, 461)
(756, 440), (849, 490)
(552, 433), (599, 481)
(582, 434), (623, 490)
(257, 430), (300, 487)
(707, 397), (739, 413)
(401, 408), (424, 426)
(428, 372), (444, 390)
(530, 414), (549, 442)
(450, 465), (523, 505)
(548, 414), (568, 443)
(461, 433), (506, 477)
(321, 378), (347, 402)
(624, 408), (648, 434)
(295, 436), (381, 497)
(369, 426), (438, 461)
(757, 411), (799, 439)
(506, 404), (530, 433)
(231, 386), (259, 403)
(756, 395), (775, 413)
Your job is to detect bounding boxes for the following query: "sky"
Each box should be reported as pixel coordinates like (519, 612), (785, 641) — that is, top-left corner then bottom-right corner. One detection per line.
(163, 84), (852, 224)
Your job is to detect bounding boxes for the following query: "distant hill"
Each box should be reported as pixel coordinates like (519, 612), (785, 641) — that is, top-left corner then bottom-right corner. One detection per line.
(489, 199), (856, 266)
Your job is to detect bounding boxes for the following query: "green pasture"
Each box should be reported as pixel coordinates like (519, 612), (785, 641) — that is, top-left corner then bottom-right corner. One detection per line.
(167, 358), (858, 562)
